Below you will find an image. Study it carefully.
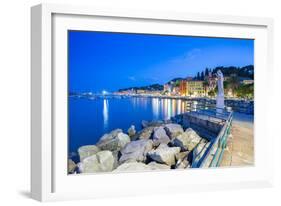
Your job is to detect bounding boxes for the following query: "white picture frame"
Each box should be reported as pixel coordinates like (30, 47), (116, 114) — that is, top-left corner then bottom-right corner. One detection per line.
(31, 3), (274, 202)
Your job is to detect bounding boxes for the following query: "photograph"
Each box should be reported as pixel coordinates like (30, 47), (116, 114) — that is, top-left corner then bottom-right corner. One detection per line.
(67, 31), (254, 174)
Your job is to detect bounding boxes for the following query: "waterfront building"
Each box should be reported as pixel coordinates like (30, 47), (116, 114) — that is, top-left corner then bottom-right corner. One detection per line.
(136, 89), (146, 94)
(163, 83), (172, 95)
(171, 86), (180, 96)
(179, 80), (187, 96)
(164, 84), (171, 92)
(186, 80), (205, 96)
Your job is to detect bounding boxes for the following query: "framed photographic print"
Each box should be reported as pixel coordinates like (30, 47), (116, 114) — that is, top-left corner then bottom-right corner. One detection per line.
(31, 3), (274, 201)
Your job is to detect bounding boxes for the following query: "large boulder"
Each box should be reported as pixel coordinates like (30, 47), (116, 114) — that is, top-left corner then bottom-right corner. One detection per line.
(138, 127), (154, 140)
(147, 144), (181, 166)
(78, 150), (115, 173)
(141, 120), (164, 128)
(127, 125), (136, 137)
(112, 150), (120, 169)
(113, 162), (152, 172)
(164, 124), (184, 138)
(97, 131), (130, 151)
(175, 151), (190, 161)
(99, 129), (123, 142)
(68, 159), (76, 174)
(78, 145), (100, 161)
(171, 128), (202, 151)
(147, 162), (170, 170)
(152, 126), (170, 146)
(119, 139), (153, 163)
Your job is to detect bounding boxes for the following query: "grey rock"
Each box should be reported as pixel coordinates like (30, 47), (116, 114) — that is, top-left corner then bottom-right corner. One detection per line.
(112, 150), (120, 169)
(97, 131), (130, 151)
(164, 119), (173, 124)
(78, 145), (100, 161)
(78, 150), (115, 173)
(147, 144), (181, 166)
(152, 126), (170, 146)
(127, 125), (136, 137)
(147, 162), (170, 170)
(135, 126), (154, 140)
(113, 162), (152, 172)
(142, 120), (164, 128)
(119, 139), (153, 163)
(175, 151), (190, 161)
(164, 123), (184, 138)
(171, 128), (202, 151)
(98, 129), (123, 142)
(157, 143), (169, 149)
(68, 159), (76, 173)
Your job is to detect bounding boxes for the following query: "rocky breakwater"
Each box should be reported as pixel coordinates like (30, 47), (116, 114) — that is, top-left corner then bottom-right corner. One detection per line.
(69, 121), (211, 174)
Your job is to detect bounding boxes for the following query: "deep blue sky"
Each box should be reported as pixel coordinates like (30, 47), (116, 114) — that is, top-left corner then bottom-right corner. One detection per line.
(68, 31), (254, 93)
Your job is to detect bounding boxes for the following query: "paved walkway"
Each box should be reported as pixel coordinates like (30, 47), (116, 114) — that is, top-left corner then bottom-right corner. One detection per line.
(220, 113), (254, 167)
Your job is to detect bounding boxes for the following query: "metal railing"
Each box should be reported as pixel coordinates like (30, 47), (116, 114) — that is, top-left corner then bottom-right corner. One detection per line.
(185, 101), (232, 122)
(186, 101), (233, 168)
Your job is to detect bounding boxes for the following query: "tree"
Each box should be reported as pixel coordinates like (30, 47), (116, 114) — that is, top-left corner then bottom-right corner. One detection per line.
(174, 80), (180, 87)
(196, 72), (200, 80)
(205, 68), (209, 77)
(208, 90), (215, 97)
(236, 83), (254, 99)
(203, 80), (209, 96)
(200, 71), (204, 80)
(228, 76), (240, 95)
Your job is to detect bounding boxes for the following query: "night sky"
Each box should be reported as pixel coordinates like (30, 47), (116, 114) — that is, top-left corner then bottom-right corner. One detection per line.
(68, 31), (254, 93)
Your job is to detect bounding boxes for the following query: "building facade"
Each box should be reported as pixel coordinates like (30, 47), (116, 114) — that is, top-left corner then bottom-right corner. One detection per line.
(179, 80), (187, 96)
(186, 80), (205, 96)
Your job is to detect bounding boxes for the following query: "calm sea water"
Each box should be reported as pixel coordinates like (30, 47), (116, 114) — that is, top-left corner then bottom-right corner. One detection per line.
(68, 96), (187, 153)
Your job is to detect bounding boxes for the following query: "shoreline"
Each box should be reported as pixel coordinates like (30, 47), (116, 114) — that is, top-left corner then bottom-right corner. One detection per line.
(68, 111), (254, 174)
(70, 93), (254, 102)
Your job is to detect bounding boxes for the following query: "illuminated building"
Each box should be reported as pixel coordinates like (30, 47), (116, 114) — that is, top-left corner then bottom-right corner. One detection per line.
(179, 80), (187, 96)
(186, 80), (205, 96)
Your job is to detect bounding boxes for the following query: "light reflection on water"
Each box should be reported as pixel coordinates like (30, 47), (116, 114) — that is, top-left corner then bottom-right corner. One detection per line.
(152, 98), (160, 119)
(69, 97), (187, 152)
(150, 98), (184, 121)
(103, 99), (109, 129)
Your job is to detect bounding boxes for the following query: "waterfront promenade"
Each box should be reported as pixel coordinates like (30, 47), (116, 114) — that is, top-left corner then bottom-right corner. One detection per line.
(220, 113), (254, 167)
